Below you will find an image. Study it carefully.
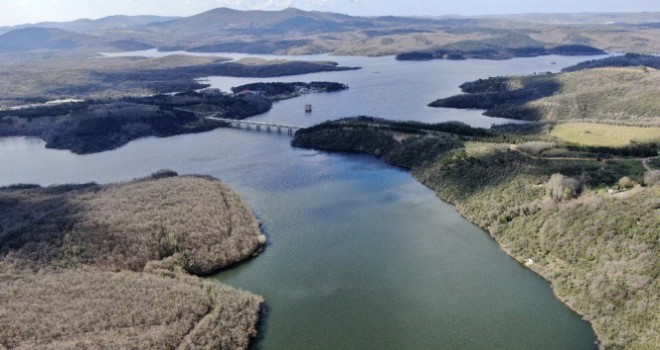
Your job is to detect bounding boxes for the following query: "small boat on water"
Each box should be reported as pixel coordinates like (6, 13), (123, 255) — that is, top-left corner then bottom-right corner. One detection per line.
(305, 104), (312, 113)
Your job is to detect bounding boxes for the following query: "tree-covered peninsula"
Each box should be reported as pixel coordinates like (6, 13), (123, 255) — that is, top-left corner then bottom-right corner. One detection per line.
(0, 172), (267, 349)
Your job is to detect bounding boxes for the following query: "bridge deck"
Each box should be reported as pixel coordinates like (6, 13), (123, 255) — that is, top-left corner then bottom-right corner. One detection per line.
(207, 115), (303, 130)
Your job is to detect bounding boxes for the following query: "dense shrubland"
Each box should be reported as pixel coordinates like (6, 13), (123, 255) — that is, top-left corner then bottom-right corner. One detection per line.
(414, 149), (659, 350)
(0, 173), (266, 349)
(562, 53), (660, 72)
(0, 174), (264, 274)
(395, 35), (605, 61)
(0, 271), (262, 350)
(293, 117), (463, 168)
(293, 118), (659, 350)
(0, 90), (272, 154)
(231, 81), (348, 97)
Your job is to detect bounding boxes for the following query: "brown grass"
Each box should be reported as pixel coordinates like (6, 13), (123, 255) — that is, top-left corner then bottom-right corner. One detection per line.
(550, 122), (660, 147)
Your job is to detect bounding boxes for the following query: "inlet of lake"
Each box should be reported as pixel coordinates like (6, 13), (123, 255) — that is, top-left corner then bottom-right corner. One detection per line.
(0, 52), (604, 349)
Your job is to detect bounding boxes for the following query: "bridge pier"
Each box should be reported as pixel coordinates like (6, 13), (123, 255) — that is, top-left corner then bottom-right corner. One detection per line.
(266, 126), (271, 133)
(246, 124), (251, 130)
(256, 125), (261, 132)
(277, 126), (282, 134)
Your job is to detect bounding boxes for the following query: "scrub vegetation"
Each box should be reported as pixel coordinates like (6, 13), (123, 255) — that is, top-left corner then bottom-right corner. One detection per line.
(292, 117), (660, 350)
(0, 90), (271, 154)
(430, 62), (660, 125)
(0, 53), (357, 108)
(0, 80), (348, 154)
(0, 172), (266, 349)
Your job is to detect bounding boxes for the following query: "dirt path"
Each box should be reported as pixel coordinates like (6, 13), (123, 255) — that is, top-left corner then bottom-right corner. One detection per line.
(642, 157), (659, 171)
(510, 147), (648, 162)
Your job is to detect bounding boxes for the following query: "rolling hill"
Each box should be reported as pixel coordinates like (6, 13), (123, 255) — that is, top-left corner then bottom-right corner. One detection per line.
(0, 8), (659, 56)
(0, 27), (102, 52)
(430, 64), (660, 124)
(0, 15), (178, 35)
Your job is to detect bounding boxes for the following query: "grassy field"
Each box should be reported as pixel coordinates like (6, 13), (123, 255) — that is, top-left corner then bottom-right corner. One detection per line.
(0, 173), (266, 349)
(550, 123), (660, 147)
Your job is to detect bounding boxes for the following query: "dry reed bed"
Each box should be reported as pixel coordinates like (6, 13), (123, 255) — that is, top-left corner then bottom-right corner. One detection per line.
(0, 174), (265, 349)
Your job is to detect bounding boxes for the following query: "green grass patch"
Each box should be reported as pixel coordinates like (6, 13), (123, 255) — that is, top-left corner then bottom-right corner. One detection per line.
(551, 122), (660, 147)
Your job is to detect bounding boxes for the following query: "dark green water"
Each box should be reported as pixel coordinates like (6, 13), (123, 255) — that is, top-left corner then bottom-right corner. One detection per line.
(0, 130), (597, 349)
(0, 53), (600, 349)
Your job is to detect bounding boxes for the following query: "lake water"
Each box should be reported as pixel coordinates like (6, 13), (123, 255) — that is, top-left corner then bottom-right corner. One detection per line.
(105, 49), (607, 128)
(0, 53), (601, 349)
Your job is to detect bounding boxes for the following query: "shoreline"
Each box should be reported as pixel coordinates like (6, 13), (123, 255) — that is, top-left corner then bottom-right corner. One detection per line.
(0, 174), (267, 349)
(291, 120), (659, 349)
(408, 170), (603, 346)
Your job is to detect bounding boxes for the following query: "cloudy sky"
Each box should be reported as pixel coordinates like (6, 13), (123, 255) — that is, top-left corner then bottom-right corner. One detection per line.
(1, 0), (659, 26)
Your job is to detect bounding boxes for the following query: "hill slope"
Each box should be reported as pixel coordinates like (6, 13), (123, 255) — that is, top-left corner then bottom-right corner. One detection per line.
(430, 66), (660, 124)
(0, 15), (177, 35)
(0, 27), (102, 52)
(2, 9), (660, 56)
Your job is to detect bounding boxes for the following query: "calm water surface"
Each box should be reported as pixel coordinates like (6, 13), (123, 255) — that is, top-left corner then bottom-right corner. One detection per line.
(1, 53), (600, 349)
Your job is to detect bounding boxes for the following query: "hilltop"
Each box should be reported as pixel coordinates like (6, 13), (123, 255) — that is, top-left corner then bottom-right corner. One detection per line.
(0, 27), (102, 52)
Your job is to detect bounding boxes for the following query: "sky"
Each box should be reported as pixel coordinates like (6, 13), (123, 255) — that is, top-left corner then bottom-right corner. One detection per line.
(1, 0), (660, 26)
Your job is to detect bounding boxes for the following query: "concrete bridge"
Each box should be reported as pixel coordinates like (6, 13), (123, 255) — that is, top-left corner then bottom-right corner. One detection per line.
(207, 115), (303, 135)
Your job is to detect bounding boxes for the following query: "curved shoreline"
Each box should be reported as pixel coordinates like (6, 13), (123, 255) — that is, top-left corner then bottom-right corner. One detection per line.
(0, 173), (267, 349)
(291, 122), (659, 349)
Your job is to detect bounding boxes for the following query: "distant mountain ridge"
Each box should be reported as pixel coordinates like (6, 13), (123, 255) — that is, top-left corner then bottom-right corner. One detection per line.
(0, 27), (100, 52)
(477, 12), (660, 24)
(0, 15), (178, 35)
(0, 8), (658, 56)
